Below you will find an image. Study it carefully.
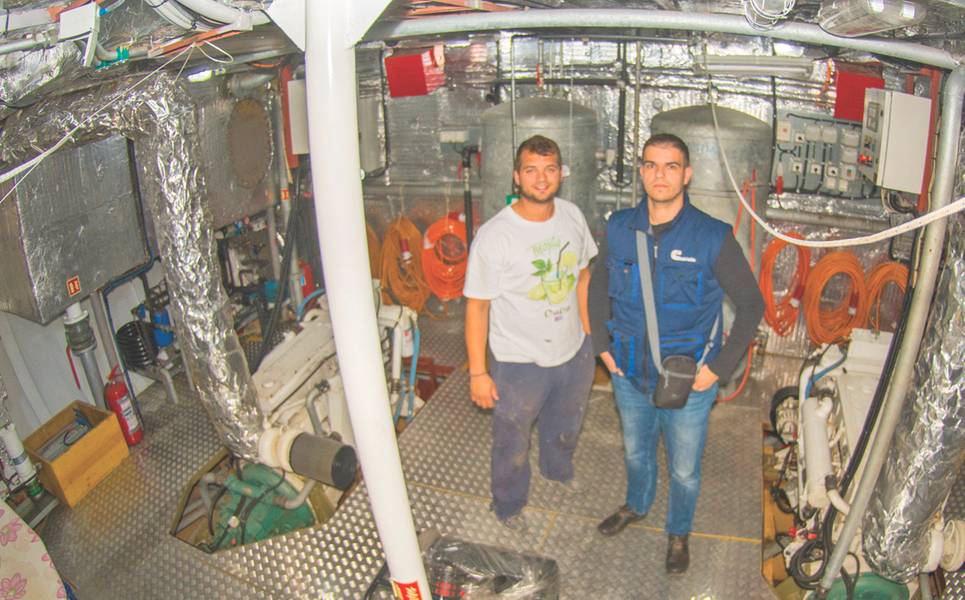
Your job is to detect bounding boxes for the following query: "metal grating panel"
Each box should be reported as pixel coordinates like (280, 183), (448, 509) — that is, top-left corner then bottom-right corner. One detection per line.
(944, 466), (965, 599)
(41, 319), (774, 599)
(416, 308), (468, 368)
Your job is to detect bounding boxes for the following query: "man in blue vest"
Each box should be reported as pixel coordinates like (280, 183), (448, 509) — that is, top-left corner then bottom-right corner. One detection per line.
(588, 133), (763, 573)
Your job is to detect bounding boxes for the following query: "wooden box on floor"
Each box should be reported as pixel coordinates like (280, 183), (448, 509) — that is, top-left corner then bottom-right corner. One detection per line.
(24, 401), (129, 508)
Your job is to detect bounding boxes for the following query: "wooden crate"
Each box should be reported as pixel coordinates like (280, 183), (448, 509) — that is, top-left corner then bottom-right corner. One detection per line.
(24, 400), (129, 508)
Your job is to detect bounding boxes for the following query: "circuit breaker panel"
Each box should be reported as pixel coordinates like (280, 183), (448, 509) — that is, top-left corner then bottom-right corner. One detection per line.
(772, 111), (867, 198)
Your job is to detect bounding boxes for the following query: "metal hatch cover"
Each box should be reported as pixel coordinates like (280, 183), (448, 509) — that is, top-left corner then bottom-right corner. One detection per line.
(227, 98), (272, 190)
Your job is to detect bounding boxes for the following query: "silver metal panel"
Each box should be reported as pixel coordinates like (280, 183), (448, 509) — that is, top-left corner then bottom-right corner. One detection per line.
(481, 97), (599, 220)
(42, 321), (774, 599)
(0, 135), (148, 324)
(191, 85), (273, 230)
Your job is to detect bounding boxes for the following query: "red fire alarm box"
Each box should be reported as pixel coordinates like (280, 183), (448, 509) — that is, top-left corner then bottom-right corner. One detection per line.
(384, 45), (446, 98)
(834, 62), (884, 122)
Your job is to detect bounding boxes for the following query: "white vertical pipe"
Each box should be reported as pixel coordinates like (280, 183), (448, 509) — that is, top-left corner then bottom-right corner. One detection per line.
(304, 2), (430, 597)
(802, 396), (832, 510)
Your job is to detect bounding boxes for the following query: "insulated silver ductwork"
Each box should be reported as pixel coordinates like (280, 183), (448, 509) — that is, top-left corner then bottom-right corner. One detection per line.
(0, 73), (264, 458)
(0, 43), (81, 112)
(862, 207), (965, 579)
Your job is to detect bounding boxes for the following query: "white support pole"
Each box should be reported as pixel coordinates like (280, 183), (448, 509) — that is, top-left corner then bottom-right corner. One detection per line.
(304, 2), (430, 598)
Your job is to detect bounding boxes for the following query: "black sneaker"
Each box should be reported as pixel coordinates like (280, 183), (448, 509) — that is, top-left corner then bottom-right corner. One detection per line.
(666, 534), (689, 574)
(597, 505), (646, 536)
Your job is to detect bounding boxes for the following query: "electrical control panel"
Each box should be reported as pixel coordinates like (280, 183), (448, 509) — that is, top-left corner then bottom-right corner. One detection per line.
(859, 89), (931, 194)
(772, 111), (866, 198)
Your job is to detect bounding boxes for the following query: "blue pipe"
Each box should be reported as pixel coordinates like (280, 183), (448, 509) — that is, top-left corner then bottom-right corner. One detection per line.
(406, 324), (421, 419)
(805, 351), (848, 399)
(392, 322), (421, 424)
(296, 288), (327, 321)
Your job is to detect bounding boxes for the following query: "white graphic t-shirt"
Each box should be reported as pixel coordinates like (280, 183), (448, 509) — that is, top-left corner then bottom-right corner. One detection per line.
(464, 198), (598, 367)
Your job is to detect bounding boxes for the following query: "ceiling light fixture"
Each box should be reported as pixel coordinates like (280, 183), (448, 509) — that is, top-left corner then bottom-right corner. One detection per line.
(694, 55), (815, 79)
(817, 0), (927, 36)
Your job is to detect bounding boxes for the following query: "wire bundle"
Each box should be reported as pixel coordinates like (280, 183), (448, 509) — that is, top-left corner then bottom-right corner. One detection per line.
(380, 217), (432, 313)
(422, 215), (468, 302)
(865, 261), (909, 332)
(760, 232), (810, 337)
(802, 251), (869, 344)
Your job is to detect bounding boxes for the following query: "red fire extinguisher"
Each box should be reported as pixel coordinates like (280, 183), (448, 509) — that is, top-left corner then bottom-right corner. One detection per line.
(105, 365), (142, 446)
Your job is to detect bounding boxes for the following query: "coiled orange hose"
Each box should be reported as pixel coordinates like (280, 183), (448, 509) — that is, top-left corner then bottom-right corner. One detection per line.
(366, 222), (381, 279)
(865, 261), (908, 332)
(802, 251), (869, 344)
(759, 232), (810, 337)
(380, 217), (432, 313)
(422, 215), (468, 301)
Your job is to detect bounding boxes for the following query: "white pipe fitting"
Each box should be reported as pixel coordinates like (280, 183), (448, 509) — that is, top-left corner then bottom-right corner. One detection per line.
(802, 396), (833, 510)
(63, 302), (88, 325)
(941, 520), (965, 572)
(257, 427), (301, 473)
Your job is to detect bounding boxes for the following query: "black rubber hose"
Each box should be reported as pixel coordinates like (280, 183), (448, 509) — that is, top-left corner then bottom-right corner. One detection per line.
(253, 165), (305, 371)
(789, 229), (920, 589)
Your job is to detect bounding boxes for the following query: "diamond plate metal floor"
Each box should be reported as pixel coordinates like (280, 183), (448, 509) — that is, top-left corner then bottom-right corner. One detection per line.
(40, 327), (776, 600)
(944, 468), (965, 598)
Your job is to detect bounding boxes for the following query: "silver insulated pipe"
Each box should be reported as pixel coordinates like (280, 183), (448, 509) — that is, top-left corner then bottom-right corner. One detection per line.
(817, 66), (965, 590)
(861, 67), (965, 581)
(0, 73), (265, 458)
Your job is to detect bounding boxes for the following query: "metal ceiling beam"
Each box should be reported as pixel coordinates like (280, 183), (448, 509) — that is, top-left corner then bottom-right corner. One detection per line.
(364, 9), (960, 70)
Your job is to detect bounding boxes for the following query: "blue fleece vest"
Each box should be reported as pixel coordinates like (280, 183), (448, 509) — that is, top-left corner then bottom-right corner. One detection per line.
(605, 196), (728, 393)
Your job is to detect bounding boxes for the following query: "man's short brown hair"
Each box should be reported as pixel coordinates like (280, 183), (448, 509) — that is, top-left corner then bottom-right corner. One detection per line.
(642, 133), (690, 167)
(514, 135), (562, 171)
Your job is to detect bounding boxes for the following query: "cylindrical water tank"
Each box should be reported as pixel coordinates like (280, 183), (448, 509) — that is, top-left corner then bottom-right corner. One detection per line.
(650, 105), (772, 267)
(481, 97), (598, 221)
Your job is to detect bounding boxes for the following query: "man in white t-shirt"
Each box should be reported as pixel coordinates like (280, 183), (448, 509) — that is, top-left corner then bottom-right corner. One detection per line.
(464, 135), (598, 531)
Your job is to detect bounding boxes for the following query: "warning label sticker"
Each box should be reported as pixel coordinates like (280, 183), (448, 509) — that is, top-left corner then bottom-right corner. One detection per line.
(66, 276), (82, 297)
(391, 580), (423, 600)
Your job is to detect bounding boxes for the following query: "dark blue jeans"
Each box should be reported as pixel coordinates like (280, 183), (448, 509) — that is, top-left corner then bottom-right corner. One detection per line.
(612, 374), (718, 536)
(489, 336), (594, 520)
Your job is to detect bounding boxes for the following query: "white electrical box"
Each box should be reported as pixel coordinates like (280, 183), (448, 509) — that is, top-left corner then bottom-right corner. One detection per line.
(859, 89), (931, 194)
(286, 79), (310, 155)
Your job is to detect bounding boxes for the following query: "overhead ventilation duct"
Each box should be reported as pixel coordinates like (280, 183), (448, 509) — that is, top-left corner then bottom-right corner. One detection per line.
(0, 74), (264, 458)
(481, 97), (598, 220)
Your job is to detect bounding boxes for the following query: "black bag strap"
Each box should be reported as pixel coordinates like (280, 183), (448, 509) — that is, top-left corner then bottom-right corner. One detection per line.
(635, 229), (719, 375)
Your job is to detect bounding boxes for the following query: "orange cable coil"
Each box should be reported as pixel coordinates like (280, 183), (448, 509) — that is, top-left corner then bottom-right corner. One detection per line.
(380, 217), (433, 313)
(802, 251), (869, 345)
(366, 222), (382, 279)
(422, 214), (468, 302)
(759, 232), (810, 337)
(865, 261), (909, 332)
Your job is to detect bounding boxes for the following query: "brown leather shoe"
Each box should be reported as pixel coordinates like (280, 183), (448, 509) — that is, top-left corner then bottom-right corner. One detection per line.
(597, 505), (646, 536)
(666, 534), (689, 574)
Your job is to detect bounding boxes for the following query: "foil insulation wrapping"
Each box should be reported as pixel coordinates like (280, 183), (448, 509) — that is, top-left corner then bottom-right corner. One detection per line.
(862, 220), (965, 578)
(0, 44), (81, 110)
(0, 74), (265, 458)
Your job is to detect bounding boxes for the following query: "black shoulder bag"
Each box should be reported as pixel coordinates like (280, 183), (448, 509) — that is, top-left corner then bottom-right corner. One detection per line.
(636, 230), (718, 409)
